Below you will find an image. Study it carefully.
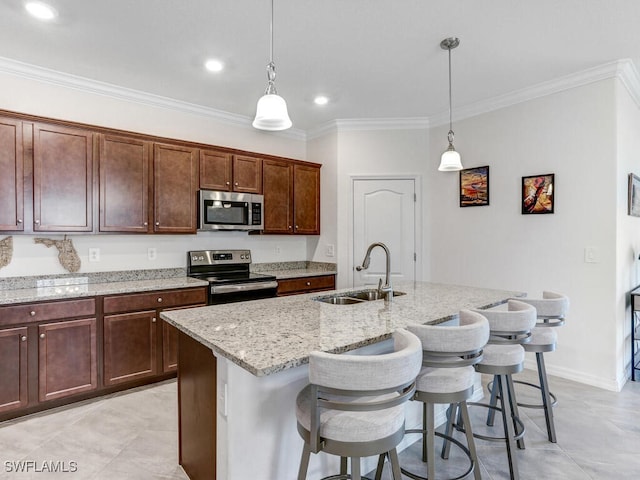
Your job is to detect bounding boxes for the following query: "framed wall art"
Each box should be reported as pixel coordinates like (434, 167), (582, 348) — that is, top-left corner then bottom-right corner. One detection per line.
(629, 173), (640, 217)
(522, 173), (554, 214)
(459, 166), (489, 207)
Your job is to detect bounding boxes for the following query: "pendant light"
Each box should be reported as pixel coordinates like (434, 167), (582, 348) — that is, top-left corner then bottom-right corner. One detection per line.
(438, 37), (463, 171)
(252, 0), (292, 131)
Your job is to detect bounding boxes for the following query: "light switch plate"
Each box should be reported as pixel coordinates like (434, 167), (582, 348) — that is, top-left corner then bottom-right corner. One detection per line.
(584, 246), (599, 263)
(88, 247), (100, 262)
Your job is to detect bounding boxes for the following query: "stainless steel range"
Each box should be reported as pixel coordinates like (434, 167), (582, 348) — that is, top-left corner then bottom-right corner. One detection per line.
(187, 250), (278, 304)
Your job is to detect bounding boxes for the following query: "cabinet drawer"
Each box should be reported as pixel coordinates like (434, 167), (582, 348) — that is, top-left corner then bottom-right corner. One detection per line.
(277, 275), (335, 296)
(103, 287), (207, 314)
(0, 298), (96, 327)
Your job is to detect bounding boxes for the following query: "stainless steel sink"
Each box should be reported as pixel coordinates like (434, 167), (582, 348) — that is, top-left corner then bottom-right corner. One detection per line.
(314, 289), (406, 304)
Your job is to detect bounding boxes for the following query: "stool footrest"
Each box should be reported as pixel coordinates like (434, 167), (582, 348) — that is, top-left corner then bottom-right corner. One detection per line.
(512, 379), (558, 408)
(401, 429), (475, 480)
(463, 402), (526, 443)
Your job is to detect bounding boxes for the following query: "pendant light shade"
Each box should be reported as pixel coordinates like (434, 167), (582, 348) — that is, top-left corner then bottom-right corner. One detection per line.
(438, 37), (463, 172)
(253, 0), (292, 131)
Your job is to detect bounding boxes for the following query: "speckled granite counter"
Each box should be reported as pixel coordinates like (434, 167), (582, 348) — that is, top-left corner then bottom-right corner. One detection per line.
(252, 260), (336, 279)
(161, 281), (522, 377)
(0, 268), (208, 305)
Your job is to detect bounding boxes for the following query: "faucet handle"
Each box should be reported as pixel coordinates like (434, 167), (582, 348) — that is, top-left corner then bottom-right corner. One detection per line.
(355, 265), (364, 271)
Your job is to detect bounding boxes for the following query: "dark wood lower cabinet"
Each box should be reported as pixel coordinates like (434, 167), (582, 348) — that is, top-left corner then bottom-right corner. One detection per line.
(38, 318), (97, 402)
(103, 311), (157, 386)
(163, 321), (178, 373)
(0, 327), (28, 413)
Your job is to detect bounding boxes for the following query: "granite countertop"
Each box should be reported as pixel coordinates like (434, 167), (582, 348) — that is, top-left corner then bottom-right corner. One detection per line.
(161, 281), (523, 377)
(0, 261), (336, 305)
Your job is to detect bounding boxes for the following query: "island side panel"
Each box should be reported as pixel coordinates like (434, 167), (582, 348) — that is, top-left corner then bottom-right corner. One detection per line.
(178, 331), (217, 480)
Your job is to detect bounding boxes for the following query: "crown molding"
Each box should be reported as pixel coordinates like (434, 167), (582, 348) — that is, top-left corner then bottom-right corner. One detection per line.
(429, 59), (640, 127)
(307, 117), (430, 139)
(0, 56), (307, 141)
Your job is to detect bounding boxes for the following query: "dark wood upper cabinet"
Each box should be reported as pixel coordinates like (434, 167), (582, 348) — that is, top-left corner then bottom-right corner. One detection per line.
(262, 159), (294, 234)
(199, 150), (262, 194)
(99, 134), (151, 233)
(232, 155), (262, 193)
(199, 149), (232, 191)
(293, 164), (321, 235)
(0, 117), (24, 231)
(33, 123), (93, 232)
(153, 143), (199, 233)
(263, 160), (320, 235)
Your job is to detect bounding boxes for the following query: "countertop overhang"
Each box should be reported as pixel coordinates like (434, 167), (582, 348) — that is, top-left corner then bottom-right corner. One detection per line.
(161, 281), (523, 377)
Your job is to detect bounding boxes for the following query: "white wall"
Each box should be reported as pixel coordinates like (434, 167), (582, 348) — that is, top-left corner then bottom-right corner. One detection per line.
(428, 80), (619, 390)
(334, 127), (430, 289)
(0, 70), (313, 277)
(615, 77), (640, 384)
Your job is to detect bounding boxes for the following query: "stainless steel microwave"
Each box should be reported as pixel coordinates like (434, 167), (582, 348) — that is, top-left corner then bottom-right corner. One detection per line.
(198, 190), (264, 231)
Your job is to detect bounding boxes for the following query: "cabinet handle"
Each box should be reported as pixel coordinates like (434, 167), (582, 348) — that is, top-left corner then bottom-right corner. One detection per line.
(288, 225), (292, 229)
(17, 219), (23, 224)
(34, 220), (40, 225)
(30, 311), (36, 317)
(21, 335), (27, 342)
(155, 222), (160, 226)
(157, 297), (163, 303)
(39, 333), (45, 339)
(306, 282), (311, 286)
(152, 317), (157, 323)
(235, 182), (239, 186)
(295, 225), (299, 229)
(226, 181), (230, 185)
(143, 222), (148, 226)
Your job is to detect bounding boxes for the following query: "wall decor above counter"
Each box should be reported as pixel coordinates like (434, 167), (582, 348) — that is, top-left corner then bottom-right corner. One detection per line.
(0, 109), (320, 236)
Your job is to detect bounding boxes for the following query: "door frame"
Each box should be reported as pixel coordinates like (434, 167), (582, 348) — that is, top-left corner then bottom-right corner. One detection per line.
(347, 174), (423, 288)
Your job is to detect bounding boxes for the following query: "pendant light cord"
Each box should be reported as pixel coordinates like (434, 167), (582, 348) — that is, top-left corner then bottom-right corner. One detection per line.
(269, 0), (274, 64)
(448, 46), (453, 135)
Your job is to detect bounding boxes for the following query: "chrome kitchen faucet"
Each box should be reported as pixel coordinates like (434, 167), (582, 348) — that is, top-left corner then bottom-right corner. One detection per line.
(356, 242), (393, 302)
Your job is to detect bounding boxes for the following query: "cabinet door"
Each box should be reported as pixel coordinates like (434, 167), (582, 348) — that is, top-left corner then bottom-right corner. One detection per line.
(104, 311), (157, 386)
(0, 327), (28, 413)
(293, 164), (321, 235)
(153, 143), (198, 233)
(262, 159), (293, 234)
(200, 149), (232, 191)
(232, 155), (262, 193)
(33, 123), (93, 232)
(162, 321), (178, 373)
(99, 134), (151, 232)
(0, 117), (24, 231)
(38, 318), (97, 402)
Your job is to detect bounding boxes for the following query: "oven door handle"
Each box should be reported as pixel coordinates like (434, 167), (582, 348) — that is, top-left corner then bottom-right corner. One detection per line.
(211, 281), (279, 295)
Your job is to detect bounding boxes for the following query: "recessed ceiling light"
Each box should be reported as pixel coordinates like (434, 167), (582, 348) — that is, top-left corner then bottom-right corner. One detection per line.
(25, 1), (58, 21)
(204, 59), (224, 73)
(313, 95), (329, 106)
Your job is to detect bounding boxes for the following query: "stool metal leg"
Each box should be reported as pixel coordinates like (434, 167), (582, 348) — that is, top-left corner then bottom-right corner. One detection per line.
(458, 400), (482, 480)
(297, 443), (311, 480)
(498, 375), (520, 480)
(426, 403), (436, 480)
(340, 457), (348, 476)
(506, 375), (525, 450)
(536, 352), (557, 443)
(389, 448), (402, 480)
(440, 403), (458, 460)
(351, 456), (361, 480)
(487, 375), (498, 426)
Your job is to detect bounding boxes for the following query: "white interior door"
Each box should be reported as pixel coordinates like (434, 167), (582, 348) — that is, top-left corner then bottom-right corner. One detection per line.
(353, 178), (416, 288)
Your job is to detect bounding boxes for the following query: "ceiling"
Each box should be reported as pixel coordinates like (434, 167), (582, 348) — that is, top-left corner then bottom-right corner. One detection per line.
(1, 0), (639, 132)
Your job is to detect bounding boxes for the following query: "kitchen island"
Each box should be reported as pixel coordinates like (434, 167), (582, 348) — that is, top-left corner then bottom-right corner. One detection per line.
(161, 281), (523, 480)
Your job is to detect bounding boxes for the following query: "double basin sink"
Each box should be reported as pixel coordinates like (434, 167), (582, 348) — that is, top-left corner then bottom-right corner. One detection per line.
(315, 289), (406, 305)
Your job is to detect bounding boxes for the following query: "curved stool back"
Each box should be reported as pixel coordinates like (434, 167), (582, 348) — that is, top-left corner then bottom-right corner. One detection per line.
(468, 300), (537, 480)
(296, 329), (422, 480)
(509, 291), (569, 443)
(401, 310), (489, 480)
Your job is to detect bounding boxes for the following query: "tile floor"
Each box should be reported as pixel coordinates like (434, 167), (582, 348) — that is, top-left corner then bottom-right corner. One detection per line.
(0, 370), (639, 479)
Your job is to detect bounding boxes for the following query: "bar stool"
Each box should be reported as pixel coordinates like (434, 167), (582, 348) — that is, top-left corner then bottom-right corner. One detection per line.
(506, 291), (569, 443)
(401, 310), (489, 480)
(295, 329), (423, 480)
(445, 300), (536, 480)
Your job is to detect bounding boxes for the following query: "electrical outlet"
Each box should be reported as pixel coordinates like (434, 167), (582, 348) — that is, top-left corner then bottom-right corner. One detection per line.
(584, 246), (599, 263)
(326, 244), (335, 257)
(88, 247), (100, 262)
(275, 246), (281, 255)
(148, 247), (157, 260)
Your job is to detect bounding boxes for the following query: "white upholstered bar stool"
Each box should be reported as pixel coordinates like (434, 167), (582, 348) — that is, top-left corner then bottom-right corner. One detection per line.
(504, 291), (570, 443)
(401, 310), (490, 480)
(447, 300), (536, 480)
(295, 329), (423, 480)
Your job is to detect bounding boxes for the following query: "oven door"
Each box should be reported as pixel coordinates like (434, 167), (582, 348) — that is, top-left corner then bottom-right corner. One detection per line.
(208, 281), (278, 304)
